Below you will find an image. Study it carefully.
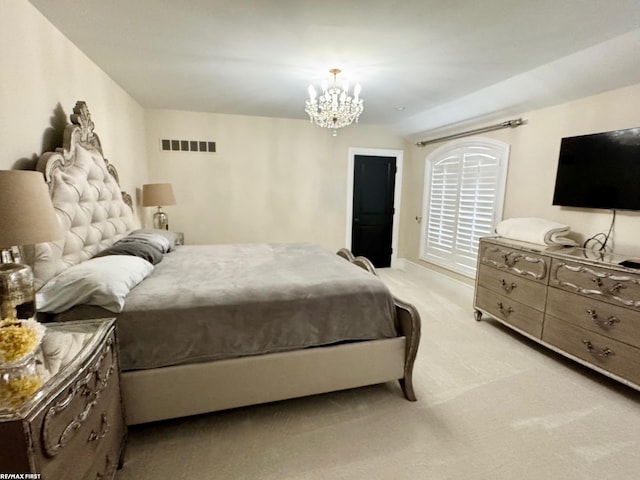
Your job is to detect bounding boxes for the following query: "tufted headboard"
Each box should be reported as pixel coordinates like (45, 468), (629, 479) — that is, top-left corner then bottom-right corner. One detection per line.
(33, 101), (137, 290)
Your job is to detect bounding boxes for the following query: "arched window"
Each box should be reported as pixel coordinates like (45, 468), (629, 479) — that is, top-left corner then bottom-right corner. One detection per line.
(420, 137), (509, 277)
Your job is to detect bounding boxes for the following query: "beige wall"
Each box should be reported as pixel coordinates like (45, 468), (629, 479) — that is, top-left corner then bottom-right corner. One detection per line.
(145, 109), (405, 250)
(7, 0), (639, 267)
(401, 82), (640, 277)
(0, 0), (148, 215)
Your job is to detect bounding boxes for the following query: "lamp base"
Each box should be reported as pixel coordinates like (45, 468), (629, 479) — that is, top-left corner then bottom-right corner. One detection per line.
(153, 207), (169, 230)
(0, 263), (35, 320)
(0, 247), (22, 264)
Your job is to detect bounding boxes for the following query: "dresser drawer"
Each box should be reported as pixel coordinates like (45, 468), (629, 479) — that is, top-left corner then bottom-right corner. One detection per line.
(550, 258), (640, 312)
(31, 332), (123, 479)
(475, 286), (544, 338)
(480, 241), (549, 283)
(543, 316), (640, 386)
(546, 287), (640, 348)
(477, 264), (547, 311)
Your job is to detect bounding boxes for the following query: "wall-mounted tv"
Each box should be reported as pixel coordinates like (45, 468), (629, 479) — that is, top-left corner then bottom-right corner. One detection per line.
(552, 127), (640, 211)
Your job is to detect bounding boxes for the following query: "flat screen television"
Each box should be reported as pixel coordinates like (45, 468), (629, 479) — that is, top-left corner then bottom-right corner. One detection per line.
(552, 127), (640, 211)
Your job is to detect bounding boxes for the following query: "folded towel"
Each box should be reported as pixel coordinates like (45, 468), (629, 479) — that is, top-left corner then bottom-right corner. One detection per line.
(496, 217), (577, 246)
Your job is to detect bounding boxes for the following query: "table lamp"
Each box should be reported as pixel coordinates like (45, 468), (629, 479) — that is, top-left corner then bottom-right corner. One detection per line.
(142, 183), (176, 230)
(0, 170), (62, 320)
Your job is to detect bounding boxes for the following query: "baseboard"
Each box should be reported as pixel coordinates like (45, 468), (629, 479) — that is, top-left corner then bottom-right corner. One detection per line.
(395, 258), (474, 291)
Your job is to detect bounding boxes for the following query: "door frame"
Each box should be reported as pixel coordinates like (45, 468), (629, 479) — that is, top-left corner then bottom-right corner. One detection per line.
(346, 147), (404, 268)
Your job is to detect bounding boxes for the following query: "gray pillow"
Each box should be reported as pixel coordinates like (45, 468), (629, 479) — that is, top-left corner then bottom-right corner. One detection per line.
(132, 229), (178, 251)
(94, 240), (163, 265)
(121, 229), (177, 253)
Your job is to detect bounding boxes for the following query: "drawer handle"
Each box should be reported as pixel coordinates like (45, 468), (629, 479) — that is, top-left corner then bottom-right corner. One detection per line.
(88, 413), (110, 443)
(500, 279), (517, 294)
(582, 340), (614, 359)
(607, 282), (625, 294)
(585, 309), (621, 328)
(501, 253), (519, 267)
(497, 302), (514, 315)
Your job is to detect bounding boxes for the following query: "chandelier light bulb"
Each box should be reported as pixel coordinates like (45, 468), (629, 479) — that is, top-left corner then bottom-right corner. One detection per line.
(354, 84), (361, 101)
(305, 68), (364, 134)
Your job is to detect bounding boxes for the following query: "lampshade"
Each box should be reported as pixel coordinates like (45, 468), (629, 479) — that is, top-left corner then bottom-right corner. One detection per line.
(0, 170), (62, 249)
(142, 183), (176, 207)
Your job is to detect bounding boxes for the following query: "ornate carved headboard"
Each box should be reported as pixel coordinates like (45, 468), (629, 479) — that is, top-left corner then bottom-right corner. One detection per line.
(33, 101), (137, 289)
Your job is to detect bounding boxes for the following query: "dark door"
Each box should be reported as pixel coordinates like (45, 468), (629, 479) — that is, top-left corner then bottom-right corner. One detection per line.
(352, 155), (396, 268)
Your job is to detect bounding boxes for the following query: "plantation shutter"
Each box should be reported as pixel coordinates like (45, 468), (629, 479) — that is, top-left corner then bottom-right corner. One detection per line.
(421, 139), (509, 277)
(425, 154), (459, 258)
(456, 150), (501, 267)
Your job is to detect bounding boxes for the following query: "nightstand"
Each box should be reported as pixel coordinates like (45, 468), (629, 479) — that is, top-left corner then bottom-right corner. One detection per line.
(0, 318), (126, 478)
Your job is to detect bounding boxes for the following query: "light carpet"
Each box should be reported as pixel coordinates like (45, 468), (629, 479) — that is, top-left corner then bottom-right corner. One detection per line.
(115, 267), (639, 480)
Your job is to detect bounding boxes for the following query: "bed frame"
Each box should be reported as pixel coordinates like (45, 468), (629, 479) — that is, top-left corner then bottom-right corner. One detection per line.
(33, 101), (421, 425)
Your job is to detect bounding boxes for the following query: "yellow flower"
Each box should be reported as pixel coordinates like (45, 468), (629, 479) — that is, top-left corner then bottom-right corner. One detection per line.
(0, 375), (43, 409)
(0, 319), (46, 364)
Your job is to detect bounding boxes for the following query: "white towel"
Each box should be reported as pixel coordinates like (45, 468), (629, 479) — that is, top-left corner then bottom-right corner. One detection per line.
(496, 217), (577, 246)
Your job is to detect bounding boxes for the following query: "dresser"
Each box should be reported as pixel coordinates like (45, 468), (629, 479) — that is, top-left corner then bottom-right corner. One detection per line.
(0, 318), (126, 478)
(474, 237), (640, 390)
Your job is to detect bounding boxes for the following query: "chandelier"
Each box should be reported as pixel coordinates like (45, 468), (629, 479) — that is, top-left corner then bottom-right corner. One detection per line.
(305, 68), (364, 135)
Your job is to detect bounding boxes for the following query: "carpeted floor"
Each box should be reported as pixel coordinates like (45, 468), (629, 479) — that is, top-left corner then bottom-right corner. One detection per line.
(115, 267), (639, 480)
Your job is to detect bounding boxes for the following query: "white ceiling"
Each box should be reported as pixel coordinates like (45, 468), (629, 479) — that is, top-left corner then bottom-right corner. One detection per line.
(29, 0), (640, 138)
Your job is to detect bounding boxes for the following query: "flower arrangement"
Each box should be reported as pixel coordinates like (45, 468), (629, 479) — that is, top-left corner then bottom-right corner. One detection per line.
(0, 318), (46, 365)
(0, 375), (43, 409)
(0, 318), (46, 410)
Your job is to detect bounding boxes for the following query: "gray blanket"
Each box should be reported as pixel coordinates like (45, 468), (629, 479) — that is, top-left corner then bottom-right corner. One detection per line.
(111, 243), (397, 371)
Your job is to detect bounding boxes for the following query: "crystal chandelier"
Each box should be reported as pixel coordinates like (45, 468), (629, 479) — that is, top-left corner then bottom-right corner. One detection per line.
(305, 68), (364, 136)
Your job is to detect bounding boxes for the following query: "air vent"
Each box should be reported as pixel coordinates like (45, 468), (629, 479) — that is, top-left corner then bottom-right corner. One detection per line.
(160, 139), (216, 153)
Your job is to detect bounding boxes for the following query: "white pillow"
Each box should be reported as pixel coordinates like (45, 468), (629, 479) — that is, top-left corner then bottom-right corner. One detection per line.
(36, 255), (154, 313)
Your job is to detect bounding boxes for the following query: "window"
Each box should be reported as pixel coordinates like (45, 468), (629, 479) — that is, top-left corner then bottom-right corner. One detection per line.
(420, 137), (509, 277)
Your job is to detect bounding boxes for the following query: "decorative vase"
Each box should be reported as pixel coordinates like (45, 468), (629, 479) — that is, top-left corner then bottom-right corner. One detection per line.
(0, 349), (42, 410)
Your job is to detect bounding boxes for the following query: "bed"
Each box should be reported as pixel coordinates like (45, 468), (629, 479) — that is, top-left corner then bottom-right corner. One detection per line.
(31, 101), (421, 425)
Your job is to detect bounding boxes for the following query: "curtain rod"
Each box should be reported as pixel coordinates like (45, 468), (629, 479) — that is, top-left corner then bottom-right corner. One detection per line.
(415, 118), (526, 147)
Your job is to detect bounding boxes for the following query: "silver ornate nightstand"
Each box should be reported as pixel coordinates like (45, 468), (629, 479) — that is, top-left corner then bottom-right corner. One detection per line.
(0, 318), (126, 478)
